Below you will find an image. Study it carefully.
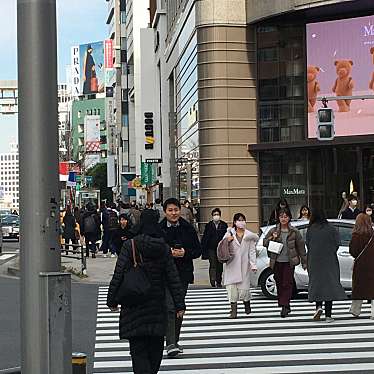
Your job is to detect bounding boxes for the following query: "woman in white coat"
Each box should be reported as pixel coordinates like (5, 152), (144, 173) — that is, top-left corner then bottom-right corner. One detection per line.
(219, 213), (258, 318)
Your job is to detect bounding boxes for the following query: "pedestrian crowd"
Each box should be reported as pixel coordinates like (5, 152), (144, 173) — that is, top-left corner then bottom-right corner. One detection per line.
(71, 194), (374, 374)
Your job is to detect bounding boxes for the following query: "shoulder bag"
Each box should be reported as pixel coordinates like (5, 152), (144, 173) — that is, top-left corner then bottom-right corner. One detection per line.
(354, 234), (374, 263)
(115, 239), (151, 307)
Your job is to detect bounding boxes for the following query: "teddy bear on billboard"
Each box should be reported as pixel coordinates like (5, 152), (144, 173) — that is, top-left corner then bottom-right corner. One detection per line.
(369, 47), (374, 91)
(332, 60), (354, 112)
(307, 66), (320, 112)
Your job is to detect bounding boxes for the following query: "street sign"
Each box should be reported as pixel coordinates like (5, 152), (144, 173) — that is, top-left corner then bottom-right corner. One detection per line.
(141, 162), (157, 185)
(75, 175), (81, 182)
(85, 176), (93, 184)
(145, 158), (162, 163)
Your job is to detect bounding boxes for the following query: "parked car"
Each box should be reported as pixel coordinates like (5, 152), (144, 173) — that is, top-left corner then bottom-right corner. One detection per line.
(253, 219), (355, 299)
(1, 214), (20, 241)
(0, 219), (3, 253)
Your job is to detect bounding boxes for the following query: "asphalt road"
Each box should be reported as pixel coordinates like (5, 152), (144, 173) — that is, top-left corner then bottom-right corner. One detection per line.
(1, 240), (20, 253)
(0, 277), (98, 372)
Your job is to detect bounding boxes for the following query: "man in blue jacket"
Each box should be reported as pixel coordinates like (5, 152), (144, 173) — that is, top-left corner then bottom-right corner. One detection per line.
(160, 198), (201, 358)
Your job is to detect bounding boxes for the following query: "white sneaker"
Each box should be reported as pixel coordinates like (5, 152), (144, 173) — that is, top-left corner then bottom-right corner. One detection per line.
(313, 308), (323, 321)
(103, 254), (108, 258)
(111, 254), (116, 258)
(325, 317), (334, 323)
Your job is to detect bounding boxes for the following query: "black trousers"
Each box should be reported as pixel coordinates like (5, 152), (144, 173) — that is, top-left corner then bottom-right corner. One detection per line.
(165, 282), (189, 346)
(129, 336), (164, 374)
(316, 301), (333, 317)
(208, 248), (223, 285)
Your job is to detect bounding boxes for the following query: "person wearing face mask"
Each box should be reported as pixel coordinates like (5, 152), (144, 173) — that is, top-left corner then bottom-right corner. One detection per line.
(218, 213), (258, 319)
(364, 204), (374, 223)
(201, 208), (228, 287)
(268, 198), (290, 225)
(341, 195), (361, 220)
(264, 208), (307, 318)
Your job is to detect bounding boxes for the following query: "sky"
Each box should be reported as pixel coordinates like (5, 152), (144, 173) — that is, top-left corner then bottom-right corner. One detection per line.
(0, 0), (107, 152)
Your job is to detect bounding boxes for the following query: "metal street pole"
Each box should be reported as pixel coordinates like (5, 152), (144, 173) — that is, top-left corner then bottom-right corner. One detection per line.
(17, 1), (72, 373)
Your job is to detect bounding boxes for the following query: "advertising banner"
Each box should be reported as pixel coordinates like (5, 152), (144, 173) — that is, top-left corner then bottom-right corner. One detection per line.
(79, 41), (105, 95)
(307, 15), (374, 137)
(84, 115), (101, 153)
(70, 46), (80, 97)
(104, 39), (114, 68)
(85, 154), (100, 171)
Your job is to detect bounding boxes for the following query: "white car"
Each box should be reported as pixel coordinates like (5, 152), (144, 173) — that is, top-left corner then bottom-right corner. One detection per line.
(253, 219), (355, 299)
(1, 214), (20, 241)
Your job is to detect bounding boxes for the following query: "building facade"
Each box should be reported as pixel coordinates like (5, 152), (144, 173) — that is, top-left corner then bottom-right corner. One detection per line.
(0, 143), (19, 210)
(150, 0), (374, 229)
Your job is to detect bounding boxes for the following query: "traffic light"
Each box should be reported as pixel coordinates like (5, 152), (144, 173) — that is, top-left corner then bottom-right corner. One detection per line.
(144, 112), (154, 149)
(316, 108), (334, 141)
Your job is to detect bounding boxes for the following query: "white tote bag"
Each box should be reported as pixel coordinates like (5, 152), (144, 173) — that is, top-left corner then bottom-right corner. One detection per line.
(268, 240), (283, 254)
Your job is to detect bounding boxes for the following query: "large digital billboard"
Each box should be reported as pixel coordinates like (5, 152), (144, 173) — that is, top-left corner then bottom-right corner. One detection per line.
(307, 15), (374, 138)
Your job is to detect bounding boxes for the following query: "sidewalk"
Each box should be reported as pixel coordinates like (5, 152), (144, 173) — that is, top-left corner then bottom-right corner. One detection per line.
(69, 254), (210, 286)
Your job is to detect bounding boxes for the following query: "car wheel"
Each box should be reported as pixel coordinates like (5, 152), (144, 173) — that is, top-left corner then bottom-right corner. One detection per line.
(259, 268), (277, 299)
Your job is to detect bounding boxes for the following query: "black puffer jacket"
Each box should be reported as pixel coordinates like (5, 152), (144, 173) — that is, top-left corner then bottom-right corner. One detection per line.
(106, 234), (185, 339)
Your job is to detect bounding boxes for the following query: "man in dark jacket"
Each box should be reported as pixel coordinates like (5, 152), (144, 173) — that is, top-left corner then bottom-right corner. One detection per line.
(159, 198), (201, 357)
(107, 210), (185, 374)
(341, 195), (361, 220)
(201, 208), (228, 288)
(81, 203), (101, 258)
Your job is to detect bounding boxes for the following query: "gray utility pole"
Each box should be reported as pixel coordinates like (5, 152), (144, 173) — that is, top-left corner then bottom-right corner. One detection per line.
(17, 1), (72, 373)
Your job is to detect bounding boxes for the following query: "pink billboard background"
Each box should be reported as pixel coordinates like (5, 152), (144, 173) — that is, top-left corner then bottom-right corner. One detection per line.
(307, 15), (374, 138)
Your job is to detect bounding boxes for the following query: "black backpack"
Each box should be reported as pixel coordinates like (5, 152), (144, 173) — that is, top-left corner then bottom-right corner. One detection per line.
(108, 210), (119, 231)
(84, 214), (96, 234)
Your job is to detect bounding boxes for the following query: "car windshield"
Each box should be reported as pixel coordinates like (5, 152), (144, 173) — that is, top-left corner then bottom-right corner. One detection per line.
(2, 215), (19, 225)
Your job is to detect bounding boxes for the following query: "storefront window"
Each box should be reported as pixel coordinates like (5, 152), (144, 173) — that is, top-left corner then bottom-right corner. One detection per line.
(257, 25), (306, 143)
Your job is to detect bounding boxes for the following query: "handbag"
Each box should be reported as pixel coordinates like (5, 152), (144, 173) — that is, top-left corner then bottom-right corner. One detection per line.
(217, 237), (234, 263)
(354, 234), (374, 263)
(115, 239), (151, 307)
(268, 240), (284, 254)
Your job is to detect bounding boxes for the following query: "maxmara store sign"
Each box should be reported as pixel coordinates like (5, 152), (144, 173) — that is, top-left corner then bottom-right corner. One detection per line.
(283, 187), (306, 196)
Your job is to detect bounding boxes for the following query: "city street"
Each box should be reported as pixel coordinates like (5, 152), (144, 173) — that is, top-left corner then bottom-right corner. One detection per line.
(93, 287), (374, 373)
(2, 240), (19, 253)
(0, 277), (98, 373)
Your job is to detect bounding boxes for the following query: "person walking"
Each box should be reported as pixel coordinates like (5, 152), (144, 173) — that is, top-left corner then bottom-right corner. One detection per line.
(264, 208), (307, 317)
(268, 198), (290, 225)
(130, 201), (141, 226)
(180, 200), (194, 225)
(298, 205), (311, 221)
(100, 202), (111, 255)
(154, 198), (165, 222)
(106, 203), (120, 257)
(349, 213), (374, 319)
(218, 213), (258, 319)
(341, 195), (360, 219)
(112, 213), (136, 255)
(306, 209), (346, 322)
(201, 208), (228, 288)
(81, 203), (101, 258)
(364, 204), (374, 223)
(106, 209), (185, 374)
(160, 198), (201, 358)
(62, 206), (78, 255)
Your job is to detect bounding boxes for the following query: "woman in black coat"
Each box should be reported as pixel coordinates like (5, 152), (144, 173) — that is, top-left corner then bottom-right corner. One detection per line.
(107, 209), (185, 374)
(62, 206), (77, 254)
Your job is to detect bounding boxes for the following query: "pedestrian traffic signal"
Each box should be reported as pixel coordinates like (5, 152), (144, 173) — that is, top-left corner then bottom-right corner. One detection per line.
(316, 108), (334, 141)
(144, 112), (154, 149)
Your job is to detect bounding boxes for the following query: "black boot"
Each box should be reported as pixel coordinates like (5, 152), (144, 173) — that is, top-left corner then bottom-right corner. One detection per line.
(244, 301), (251, 315)
(286, 305), (291, 315)
(280, 306), (287, 318)
(210, 280), (216, 288)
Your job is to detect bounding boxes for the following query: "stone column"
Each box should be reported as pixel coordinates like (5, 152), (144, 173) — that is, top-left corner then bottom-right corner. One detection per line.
(196, 0), (259, 231)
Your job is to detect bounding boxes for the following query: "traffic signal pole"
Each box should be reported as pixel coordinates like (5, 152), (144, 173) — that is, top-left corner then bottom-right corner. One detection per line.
(17, 1), (72, 373)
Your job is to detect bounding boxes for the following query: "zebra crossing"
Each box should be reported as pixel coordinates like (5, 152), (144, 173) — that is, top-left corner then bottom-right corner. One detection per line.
(93, 286), (374, 373)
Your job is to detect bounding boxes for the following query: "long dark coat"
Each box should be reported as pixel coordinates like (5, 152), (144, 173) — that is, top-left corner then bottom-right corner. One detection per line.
(201, 220), (228, 260)
(62, 213), (76, 241)
(306, 223), (346, 302)
(350, 232), (374, 299)
(106, 234), (185, 339)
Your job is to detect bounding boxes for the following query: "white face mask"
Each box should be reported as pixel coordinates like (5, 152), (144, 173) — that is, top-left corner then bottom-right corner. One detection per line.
(235, 221), (246, 230)
(212, 215), (220, 222)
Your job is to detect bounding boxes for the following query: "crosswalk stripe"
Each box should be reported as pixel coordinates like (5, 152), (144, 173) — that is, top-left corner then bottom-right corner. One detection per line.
(93, 286), (374, 373)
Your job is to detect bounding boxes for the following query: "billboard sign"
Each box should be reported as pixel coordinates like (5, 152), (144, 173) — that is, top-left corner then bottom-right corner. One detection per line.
(104, 39), (114, 69)
(79, 41), (105, 95)
(70, 46), (80, 97)
(307, 15), (374, 138)
(84, 115), (101, 153)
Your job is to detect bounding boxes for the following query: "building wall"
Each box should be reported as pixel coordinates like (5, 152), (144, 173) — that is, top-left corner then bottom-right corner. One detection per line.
(0, 144), (19, 210)
(194, 0), (259, 230)
(246, 0), (355, 23)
